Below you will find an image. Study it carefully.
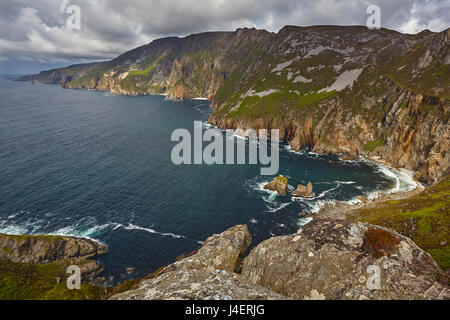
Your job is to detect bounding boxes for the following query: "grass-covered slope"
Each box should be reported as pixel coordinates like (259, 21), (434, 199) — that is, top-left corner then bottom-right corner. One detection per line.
(353, 175), (450, 269)
(0, 259), (105, 300)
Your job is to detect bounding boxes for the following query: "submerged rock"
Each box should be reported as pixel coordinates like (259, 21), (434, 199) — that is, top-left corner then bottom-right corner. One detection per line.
(264, 175), (288, 196)
(292, 182), (315, 197)
(241, 219), (449, 300)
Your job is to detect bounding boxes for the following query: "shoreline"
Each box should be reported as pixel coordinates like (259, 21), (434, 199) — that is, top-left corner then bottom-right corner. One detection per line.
(311, 170), (425, 220)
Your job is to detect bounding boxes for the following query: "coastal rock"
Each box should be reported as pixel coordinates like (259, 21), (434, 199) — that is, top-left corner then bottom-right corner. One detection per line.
(110, 269), (287, 300)
(292, 182), (315, 197)
(264, 175), (288, 196)
(241, 219), (449, 300)
(356, 195), (368, 203)
(160, 225), (251, 274)
(0, 233), (107, 265)
(110, 225), (286, 300)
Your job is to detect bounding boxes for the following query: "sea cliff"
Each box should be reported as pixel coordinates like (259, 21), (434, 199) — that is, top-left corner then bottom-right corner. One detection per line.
(16, 26), (449, 185)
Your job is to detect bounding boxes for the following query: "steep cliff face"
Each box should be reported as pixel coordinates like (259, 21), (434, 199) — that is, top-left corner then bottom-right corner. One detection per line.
(19, 28), (273, 99)
(209, 26), (449, 185)
(17, 26), (449, 184)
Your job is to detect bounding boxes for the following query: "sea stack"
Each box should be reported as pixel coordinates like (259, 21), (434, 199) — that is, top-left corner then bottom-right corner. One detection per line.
(292, 182), (315, 198)
(264, 175), (288, 196)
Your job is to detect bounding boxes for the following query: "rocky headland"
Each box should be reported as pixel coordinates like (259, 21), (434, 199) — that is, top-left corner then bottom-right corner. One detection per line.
(111, 220), (449, 300)
(0, 233), (108, 299)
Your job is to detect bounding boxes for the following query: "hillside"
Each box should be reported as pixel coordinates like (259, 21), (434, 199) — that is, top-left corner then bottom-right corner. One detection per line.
(16, 26), (450, 185)
(351, 175), (450, 270)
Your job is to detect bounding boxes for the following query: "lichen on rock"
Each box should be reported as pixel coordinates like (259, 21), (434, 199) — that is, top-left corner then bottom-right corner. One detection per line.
(241, 219), (449, 300)
(110, 224), (286, 300)
(0, 233), (107, 265)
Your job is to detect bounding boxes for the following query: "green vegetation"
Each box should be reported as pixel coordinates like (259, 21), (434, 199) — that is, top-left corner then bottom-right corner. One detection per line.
(354, 176), (450, 269)
(228, 89), (337, 120)
(1, 233), (65, 241)
(274, 175), (288, 184)
(0, 259), (106, 300)
(295, 91), (337, 107)
(363, 138), (383, 152)
(0, 258), (167, 300)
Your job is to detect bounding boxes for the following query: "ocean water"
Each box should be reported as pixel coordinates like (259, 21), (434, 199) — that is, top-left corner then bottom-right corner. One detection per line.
(0, 78), (416, 284)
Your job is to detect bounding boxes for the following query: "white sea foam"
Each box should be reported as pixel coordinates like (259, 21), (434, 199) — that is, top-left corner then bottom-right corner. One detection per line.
(0, 225), (30, 235)
(283, 144), (307, 155)
(267, 202), (291, 213)
(336, 181), (356, 185)
(194, 104), (209, 113)
(201, 121), (214, 128)
(365, 162), (418, 199)
(122, 223), (186, 239)
(292, 183), (340, 202)
(51, 223), (112, 239)
(297, 217), (313, 227)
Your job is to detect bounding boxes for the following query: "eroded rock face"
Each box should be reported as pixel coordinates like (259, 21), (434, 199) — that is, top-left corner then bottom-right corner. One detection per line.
(0, 233), (108, 265)
(241, 219), (449, 300)
(109, 224), (286, 300)
(161, 225), (251, 274)
(110, 269), (286, 300)
(292, 182), (315, 197)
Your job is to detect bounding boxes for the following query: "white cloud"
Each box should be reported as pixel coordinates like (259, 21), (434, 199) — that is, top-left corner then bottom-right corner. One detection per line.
(0, 0), (448, 66)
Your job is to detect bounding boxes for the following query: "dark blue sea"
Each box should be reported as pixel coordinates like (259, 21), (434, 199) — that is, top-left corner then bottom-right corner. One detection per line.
(0, 78), (416, 284)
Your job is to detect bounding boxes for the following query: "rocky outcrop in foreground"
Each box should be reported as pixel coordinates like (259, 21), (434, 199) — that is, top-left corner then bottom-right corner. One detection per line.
(110, 225), (285, 300)
(242, 219), (449, 300)
(111, 220), (449, 300)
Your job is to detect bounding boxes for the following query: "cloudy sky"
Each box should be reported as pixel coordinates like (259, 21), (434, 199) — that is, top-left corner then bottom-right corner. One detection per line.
(0, 0), (449, 74)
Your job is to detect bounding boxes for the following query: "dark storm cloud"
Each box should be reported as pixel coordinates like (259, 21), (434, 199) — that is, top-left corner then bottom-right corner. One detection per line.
(0, 0), (448, 66)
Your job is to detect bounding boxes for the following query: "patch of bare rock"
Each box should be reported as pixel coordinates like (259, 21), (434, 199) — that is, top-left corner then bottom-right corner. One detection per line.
(110, 225), (285, 300)
(292, 182), (315, 198)
(242, 219), (449, 300)
(111, 220), (449, 300)
(264, 175), (315, 197)
(0, 233), (108, 279)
